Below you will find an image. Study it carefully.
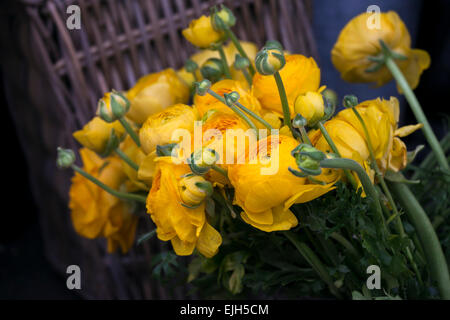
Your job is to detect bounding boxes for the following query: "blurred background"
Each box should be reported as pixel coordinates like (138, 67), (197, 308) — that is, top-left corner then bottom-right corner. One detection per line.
(0, 0), (448, 299)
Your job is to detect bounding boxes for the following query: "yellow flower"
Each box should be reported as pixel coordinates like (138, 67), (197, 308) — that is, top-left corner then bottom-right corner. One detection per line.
(201, 111), (253, 185)
(147, 157), (222, 257)
(182, 15), (224, 49)
(294, 91), (325, 124)
(69, 148), (138, 254)
(73, 117), (125, 155)
(335, 97), (421, 172)
(139, 103), (199, 155)
(126, 69), (190, 124)
(194, 79), (261, 116)
(118, 135), (150, 191)
(309, 97), (422, 188)
(331, 11), (430, 91)
(309, 118), (373, 189)
(228, 135), (336, 232)
(252, 54), (321, 117)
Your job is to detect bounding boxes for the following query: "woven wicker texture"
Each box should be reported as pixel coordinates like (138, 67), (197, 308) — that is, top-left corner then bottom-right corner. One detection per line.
(5, 0), (317, 299)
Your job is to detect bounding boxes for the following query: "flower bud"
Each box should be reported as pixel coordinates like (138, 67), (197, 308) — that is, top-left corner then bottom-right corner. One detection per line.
(294, 91), (325, 126)
(200, 58), (225, 82)
(211, 5), (236, 31)
(292, 114), (307, 129)
(255, 47), (285, 75)
(97, 90), (130, 123)
(185, 59), (199, 73)
(233, 54), (250, 70)
(194, 79), (212, 96)
(264, 40), (283, 51)
(189, 148), (219, 175)
(224, 91), (240, 107)
(179, 174), (213, 206)
(56, 147), (75, 169)
(342, 94), (358, 109)
(322, 88), (338, 108)
(290, 143), (325, 176)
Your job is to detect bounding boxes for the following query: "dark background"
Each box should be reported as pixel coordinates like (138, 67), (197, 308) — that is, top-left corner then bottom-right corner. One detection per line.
(0, 0), (449, 299)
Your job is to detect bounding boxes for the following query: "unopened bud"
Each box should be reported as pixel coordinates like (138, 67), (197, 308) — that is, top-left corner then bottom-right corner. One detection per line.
(185, 59), (199, 73)
(97, 90), (130, 123)
(179, 175), (213, 206)
(189, 148), (219, 175)
(224, 91), (240, 107)
(290, 143), (325, 176)
(264, 40), (283, 51)
(194, 79), (212, 96)
(211, 5), (236, 31)
(255, 47), (285, 75)
(233, 54), (250, 70)
(200, 58), (224, 82)
(343, 95), (358, 109)
(56, 147), (75, 169)
(294, 91), (325, 126)
(292, 114), (307, 129)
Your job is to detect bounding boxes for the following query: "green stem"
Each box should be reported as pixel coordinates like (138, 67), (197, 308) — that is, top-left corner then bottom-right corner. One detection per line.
(284, 231), (343, 299)
(317, 121), (358, 189)
(330, 232), (360, 258)
(241, 68), (252, 87)
(115, 148), (139, 171)
(235, 101), (273, 130)
(385, 57), (448, 171)
(119, 117), (140, 147)
(72, 165), (147, 203)
(206, 89), (258, 134)
(299, 127), (312, 145)
(224, 27), (255, 76)
(351, 108), (422, 283)
(388, 180), (450, 299)
(217, 44), (232, 79)
(273, 71), (298, 139)
(320, 158), (387, 234)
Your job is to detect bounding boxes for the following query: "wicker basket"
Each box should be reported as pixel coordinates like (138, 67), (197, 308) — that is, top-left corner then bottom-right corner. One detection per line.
(4, 0), (317, 299)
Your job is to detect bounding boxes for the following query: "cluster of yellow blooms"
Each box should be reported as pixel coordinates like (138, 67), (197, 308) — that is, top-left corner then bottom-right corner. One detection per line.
(67, 9), (429, 259)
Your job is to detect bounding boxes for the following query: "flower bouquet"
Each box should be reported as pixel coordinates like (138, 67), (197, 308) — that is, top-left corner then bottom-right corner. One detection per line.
(57, 5), (449, 299)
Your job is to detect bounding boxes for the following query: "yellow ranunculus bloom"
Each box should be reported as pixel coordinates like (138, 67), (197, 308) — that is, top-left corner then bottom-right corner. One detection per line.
(331, 11), (430, 91)
(294, 91), (325, 124)
(194, 79), (261, 116)
(147, 157), (222, 257)
(139, 103), (199, 155)
(228, 135), (336, 232)
(126, 69), (190, 124)
(252, 54), (321, 117)
(182, 15), (224, 49)
(309, 97), (422, 188)
(201, 111), (253, 185)
(69, 148), (138, 253)
(73, 116), (125, 155)
(335, 97), (421, 173)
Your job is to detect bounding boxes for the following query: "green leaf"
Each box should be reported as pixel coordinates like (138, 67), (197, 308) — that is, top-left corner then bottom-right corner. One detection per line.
(137, 230), (156, 245)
